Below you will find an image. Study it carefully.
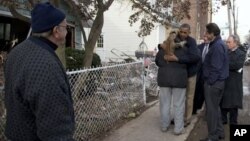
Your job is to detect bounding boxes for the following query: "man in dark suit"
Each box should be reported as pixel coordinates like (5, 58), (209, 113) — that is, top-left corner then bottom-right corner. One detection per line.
(193, 35), (209, 114)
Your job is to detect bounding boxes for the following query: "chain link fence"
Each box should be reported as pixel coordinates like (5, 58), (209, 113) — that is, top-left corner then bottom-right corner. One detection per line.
(145, 62), (159, 97)
(0, 86), (6, 141)
(0, 61), (160, 141)
(69, 61), (145, 140)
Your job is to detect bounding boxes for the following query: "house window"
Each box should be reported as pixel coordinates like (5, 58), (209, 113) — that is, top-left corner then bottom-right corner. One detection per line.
(97, 34), (104, 48)
(65, 25), (75, 48)
(0, 23), (11, 40)
(0, 22), (11, 51)
(0, 23), (4, 39)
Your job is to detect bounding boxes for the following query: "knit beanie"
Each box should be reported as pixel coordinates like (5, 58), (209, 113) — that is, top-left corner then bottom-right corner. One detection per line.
(31, 2), (66, 33)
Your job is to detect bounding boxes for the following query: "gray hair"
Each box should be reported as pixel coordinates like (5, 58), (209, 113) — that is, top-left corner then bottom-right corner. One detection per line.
(229, 34), (241, 45)
(32, 30), (52, 38)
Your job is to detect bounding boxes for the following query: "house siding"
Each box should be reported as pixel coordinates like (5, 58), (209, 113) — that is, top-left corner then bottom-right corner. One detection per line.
(96, 1), (166, 62)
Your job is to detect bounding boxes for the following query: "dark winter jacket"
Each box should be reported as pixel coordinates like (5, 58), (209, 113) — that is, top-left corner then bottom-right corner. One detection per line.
(202, 36), (229, 85)
(4, 36), (75, 141)
(175, 35), (201, 77)
(155, 46), (188, 88)
(221, 47), (246, 109)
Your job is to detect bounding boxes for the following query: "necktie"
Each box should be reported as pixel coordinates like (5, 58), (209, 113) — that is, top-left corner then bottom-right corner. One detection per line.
(202, 44), (209, 62)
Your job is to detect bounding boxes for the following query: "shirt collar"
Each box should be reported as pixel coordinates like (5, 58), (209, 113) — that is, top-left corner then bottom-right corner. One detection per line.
(231, 46), (238, 52)
(38, 37), (58, 51)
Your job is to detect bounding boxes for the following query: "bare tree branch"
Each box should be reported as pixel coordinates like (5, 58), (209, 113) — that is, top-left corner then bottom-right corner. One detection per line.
(8, 5), (31, 23)
(103, 0), (115, 11)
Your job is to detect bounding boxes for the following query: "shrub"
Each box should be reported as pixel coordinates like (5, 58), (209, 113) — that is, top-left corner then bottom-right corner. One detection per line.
(65, 48), (101, 70)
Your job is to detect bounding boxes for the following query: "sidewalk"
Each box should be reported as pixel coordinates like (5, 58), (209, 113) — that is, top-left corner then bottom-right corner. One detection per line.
(100, 101), (200, 141)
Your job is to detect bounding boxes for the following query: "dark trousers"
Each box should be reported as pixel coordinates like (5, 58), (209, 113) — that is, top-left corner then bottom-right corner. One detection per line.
(193, 78), (204, 114)
(204, 81), (225, 140)
(221, 108), (238, 125)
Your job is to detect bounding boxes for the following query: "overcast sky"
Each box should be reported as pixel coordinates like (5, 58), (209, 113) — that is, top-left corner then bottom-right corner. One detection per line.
(212, 0), (250, 42)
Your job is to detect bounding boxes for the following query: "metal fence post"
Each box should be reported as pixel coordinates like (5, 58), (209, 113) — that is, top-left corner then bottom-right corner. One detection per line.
(139, 38), (148, 105)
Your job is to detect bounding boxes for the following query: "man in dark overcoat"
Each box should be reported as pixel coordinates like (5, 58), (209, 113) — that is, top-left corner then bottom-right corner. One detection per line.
(221, 35), (246, 125)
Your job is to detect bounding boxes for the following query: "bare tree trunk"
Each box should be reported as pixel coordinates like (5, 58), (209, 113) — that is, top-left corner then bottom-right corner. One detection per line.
(83, 10), (104, 67)
(236, 7), (238, 36)
(227, 1), (232, 35)
(231, 0), (238, 36)
(65, 0), (113, 98)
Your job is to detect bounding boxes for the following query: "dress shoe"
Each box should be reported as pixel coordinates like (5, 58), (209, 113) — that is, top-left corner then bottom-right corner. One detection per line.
(184, 121), (190, 127)
(200, 138), (218, 141)
(171, 120), (174, 125)
(222, 119), (228, 125)
(192, 110), (197, 115)
(222, 121), (227, 125)
(219, 135), (225, 140)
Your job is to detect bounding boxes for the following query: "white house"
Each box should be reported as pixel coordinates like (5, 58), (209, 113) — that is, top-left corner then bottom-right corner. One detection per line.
(94, 1), (167, 62)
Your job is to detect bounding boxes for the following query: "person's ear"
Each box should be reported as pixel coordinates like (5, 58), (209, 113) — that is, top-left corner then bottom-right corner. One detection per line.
(52, 26), (60, 38)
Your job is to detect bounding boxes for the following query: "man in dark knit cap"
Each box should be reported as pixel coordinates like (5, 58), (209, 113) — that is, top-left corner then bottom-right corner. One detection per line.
(4, 2), (75, 141)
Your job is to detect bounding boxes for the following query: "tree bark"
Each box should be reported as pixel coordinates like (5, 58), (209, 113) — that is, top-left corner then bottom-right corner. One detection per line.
(8, 5), (31, 23)
(83, 10), (104, 67)
(227, 1), (232, 35)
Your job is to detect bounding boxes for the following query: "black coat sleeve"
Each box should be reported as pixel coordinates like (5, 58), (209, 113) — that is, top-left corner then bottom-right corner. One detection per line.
(229, 48), (246, 71)
(26, 60), (75, 141)
(155, 48), (167, 67)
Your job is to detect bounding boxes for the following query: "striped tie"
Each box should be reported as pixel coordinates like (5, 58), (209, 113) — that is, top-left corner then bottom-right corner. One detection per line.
(202, 44), (209, 62)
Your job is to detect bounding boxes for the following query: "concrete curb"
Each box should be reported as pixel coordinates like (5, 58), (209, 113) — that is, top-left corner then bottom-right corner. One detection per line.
(145, 100), (159, 108)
